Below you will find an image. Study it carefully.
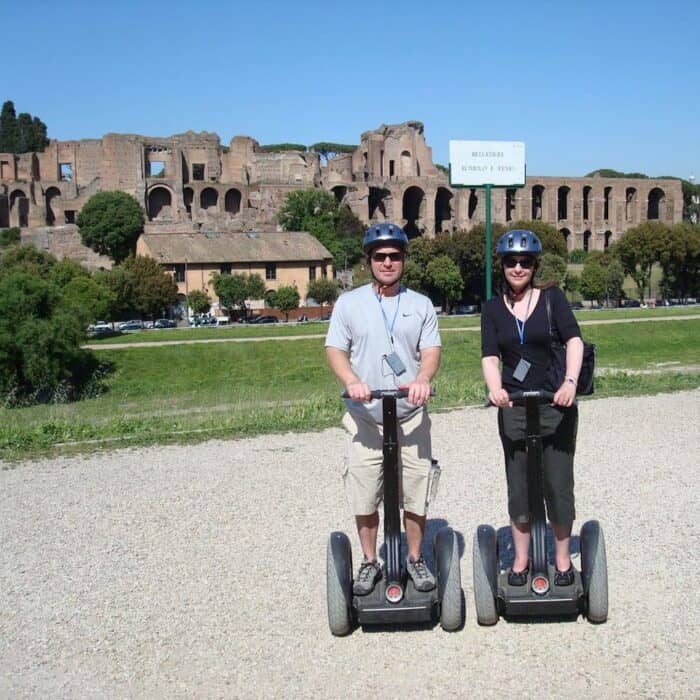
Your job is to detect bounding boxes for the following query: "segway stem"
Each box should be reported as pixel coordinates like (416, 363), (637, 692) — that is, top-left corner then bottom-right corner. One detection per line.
(382, 394), (402, 585)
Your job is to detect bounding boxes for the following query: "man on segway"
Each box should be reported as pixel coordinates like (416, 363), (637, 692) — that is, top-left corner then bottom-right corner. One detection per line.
(325, 223), (441, 596)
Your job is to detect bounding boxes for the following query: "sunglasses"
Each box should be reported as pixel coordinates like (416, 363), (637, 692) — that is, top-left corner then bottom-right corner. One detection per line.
(371, 252), (404, 263)
(503, 256), (535, 269)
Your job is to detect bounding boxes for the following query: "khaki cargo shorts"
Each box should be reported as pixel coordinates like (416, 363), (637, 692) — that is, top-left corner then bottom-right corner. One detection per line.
(341, 407), (432, 517)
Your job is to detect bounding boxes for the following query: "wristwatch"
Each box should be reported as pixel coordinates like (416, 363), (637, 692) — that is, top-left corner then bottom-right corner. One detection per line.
(565, 376), (577, 385)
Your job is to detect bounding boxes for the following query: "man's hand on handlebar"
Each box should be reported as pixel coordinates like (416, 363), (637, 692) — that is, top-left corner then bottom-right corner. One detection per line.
(399, 377), (432, 406)
(344, 380), (372, 403)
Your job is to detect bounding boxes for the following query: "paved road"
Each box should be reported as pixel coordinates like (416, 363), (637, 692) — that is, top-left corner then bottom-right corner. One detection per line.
(84, 314), (700, 350)
(1, 391), (699, 698)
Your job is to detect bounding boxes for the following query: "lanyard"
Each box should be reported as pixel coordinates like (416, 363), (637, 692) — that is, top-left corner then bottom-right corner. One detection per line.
(376, 288), (401, 346)
(514, 288), (533, 345)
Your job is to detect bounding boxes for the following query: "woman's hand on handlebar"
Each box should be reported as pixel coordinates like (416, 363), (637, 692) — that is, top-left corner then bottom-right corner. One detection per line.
(488, 388), (511, 407)
(345, 380), (372, 403)
(553, 381), (576, 407)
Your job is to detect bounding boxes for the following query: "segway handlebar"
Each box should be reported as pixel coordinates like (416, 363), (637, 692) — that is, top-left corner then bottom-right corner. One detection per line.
(341, 388), (435, 399)
(507, 389), (555, 404)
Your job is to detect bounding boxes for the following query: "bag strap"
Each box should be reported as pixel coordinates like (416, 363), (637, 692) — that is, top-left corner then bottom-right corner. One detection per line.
(545, 288), (557, 345)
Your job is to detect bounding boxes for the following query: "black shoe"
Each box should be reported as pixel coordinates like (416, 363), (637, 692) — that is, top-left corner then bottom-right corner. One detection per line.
(554, 565), (575, 586)
(353, 559), (381, 595)
(508, 566), (529, 586)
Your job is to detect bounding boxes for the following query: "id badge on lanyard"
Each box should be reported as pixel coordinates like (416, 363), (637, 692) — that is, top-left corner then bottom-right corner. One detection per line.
(512, 290), (533, 383)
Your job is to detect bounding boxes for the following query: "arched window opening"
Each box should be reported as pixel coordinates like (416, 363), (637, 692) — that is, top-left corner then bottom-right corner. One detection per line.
(506, 189), (516, 222)
(583, 229), (592, 252)
(647, 188), (665, 220)
(225, 189), (241, 216)
(625, 187), (637, 222)
(402, 186), (425, 238)
(558, 186), (570, 220)
(560, 228), (571, 252)
(531, 185), (544, 220)
(201, 188), (218, 210)
(148, 187), (172, 221)
(434, 188), (453, 233)
(583, 186), (592, 220)
(183, 188), (194, 218)
(400, 150), (412, 177)
(468, 189), (478, 219)
(369, 187), (391, 220)
(45, 187), (61, 226)
(603, 186), (612, 220)
(604, 230), (612, 248)
(332, 186), (347, 205)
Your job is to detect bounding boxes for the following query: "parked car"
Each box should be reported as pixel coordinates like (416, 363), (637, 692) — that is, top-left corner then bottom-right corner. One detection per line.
(119, 320), (144, 331)
(87, 321), (116, 337)
(249, 315), (279, 324)
(450, 304), (478, 315)
(193, 315), (217, 327)
(154, 318), (177, 329)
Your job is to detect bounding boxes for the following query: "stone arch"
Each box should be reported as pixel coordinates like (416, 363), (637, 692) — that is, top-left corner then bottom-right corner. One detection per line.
(647, 187), (665, 220)
(369, 187), (391, 220)
(225, 188), (242, 216)
(583, 229), (592, 252)
(582, 185), (592, 220)
(557, 186), (570, 220)
(147, 186), (173, 221)
(434, 187), (453, 233)
(560, 227), (571, 251)
(45, 186), (61, 226)
(505, 188), (517, 222)
(468, 189), (478, 219)
(400, 150), (412, 177)
(603, 186), (612, 220)
(531, 185), (545, 220)
(402, 186), (425, 238)
(10, 189), (28, 227)
(625, 187), (637, 222)
(604, 230), (613, 248)
(200, 187), (218, 210)
(183, 187), (194, 218)
(331, 186), (347, 204)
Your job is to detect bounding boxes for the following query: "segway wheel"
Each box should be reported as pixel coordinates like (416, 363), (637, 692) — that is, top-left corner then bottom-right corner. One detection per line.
(326, 532), (353, 636)
(434, 527), (464, 631)
(472, 525), (499, 626)
(580, 520), (608, 624)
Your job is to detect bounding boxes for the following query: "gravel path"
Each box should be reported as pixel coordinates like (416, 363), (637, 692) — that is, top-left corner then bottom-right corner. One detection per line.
(1, 391), (699, 699)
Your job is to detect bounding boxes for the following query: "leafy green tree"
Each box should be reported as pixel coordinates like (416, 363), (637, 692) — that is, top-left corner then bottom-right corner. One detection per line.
(212, 272), (265, 320)
(657, 222), (700, 299)
(579, 260), (607, 303)
(309, 142), (357, 163)
(536, 253), (567, 287)
(277, 190), (364, 270)
(0, 247), (101, 405)
(260, 143), (307, 152)
(606, 258), (626, 307)
(95, 266), (134, 321)
(563, 270), (580, 300)
(615, 221), (671, 301)
(120, 255), (178, 319)
(0, 227), (21, 247)
(187, 289), (211, 318)
(426, 255), (463, 312)
(268, 285), (300, 321)
(507, 220), (567, 259)
(401, 259), (426, 293)
(307, 277), (339, 306)
(0, 101), (49, 153)
(77, 191), (145, 263)
(569, 248), (588, 264)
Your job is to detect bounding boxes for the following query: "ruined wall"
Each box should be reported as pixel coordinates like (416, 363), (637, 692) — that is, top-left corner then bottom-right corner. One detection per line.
(0, 121), (686, 259)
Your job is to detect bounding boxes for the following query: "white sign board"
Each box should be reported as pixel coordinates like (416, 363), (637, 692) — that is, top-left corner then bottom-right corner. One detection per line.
(449, 140), (526, 187)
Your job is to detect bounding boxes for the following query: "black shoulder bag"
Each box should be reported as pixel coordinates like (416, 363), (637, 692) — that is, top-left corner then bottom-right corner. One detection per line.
(546, 289), (596, 396)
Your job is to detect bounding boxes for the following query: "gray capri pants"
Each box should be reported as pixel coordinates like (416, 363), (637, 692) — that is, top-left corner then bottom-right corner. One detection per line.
(497, 404), (578, 525)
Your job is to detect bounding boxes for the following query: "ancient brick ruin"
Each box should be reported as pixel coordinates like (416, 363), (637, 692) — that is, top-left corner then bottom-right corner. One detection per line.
(0, 121), (683, 270)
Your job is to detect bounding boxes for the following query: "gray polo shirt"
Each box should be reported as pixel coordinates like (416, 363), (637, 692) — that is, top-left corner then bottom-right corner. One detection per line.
(325, 283), (441, 423)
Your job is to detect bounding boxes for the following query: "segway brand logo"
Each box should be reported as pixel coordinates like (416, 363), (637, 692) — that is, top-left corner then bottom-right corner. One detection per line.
(385, 584), (404, 604)
(531, 575), (550, 595)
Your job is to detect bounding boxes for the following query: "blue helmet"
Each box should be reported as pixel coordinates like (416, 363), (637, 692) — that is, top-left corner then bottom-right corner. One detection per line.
(496, 230), (542, 257)
(362, 223), (409, 253)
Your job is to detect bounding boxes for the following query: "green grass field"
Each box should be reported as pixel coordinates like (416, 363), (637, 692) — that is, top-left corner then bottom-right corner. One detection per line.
(2, 314), (698, 461)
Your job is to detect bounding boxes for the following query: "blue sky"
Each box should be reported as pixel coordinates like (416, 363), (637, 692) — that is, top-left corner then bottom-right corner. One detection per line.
(7, 0), (699, 179)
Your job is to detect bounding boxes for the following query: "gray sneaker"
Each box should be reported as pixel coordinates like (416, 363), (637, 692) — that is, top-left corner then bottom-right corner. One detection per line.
(353, 559), (381, 595)
(406, 555), (436, 592)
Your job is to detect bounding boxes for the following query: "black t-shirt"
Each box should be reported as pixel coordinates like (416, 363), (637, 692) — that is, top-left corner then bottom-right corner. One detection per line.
(481, 286), (581, 392)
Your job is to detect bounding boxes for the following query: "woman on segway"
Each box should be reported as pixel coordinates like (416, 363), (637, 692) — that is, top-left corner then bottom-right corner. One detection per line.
(480, 230), (584, 587)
